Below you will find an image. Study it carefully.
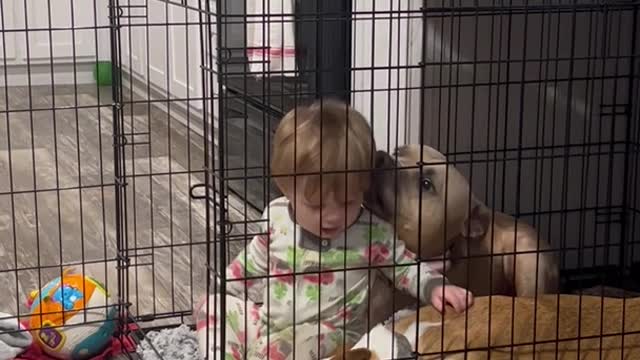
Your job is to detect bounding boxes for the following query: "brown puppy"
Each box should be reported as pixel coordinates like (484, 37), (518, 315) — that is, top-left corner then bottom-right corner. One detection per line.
(340, 294), (640, 359)
(365, 144), (559, 326)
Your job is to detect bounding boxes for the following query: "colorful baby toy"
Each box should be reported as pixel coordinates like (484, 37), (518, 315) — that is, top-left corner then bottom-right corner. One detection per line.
(26, 269), (117, 360)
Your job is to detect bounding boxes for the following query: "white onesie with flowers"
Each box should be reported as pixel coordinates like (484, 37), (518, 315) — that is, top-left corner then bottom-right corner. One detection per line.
(197, 196), (447, 360)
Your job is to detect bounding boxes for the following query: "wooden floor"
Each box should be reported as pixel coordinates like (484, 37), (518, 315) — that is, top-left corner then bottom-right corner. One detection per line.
(0, 84), (261, 327)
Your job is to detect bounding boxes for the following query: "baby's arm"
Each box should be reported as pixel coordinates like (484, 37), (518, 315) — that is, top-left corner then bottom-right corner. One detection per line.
(372, 225), (448, 305)
(219, 211), (270, 301)
(223, 232), (269, 301)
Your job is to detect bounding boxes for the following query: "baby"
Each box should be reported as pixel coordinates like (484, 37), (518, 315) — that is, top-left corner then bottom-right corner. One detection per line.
(198, 100), (474, 360)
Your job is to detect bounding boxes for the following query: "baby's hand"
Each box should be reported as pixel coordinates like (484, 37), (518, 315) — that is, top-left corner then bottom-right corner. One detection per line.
(430, 285), (474, 314)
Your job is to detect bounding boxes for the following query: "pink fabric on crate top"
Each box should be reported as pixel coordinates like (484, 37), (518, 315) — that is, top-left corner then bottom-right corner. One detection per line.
(246, 0), (297, 76)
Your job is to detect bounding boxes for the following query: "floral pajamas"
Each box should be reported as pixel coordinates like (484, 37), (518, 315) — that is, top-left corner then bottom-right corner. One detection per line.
(199, 197), (448, 359)
(195, 294), (357, 360)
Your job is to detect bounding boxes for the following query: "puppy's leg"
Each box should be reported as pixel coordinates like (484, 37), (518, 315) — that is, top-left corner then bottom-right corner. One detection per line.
(367, 270), (417, 330)
(503, 229), (559, 296)
(367, 270), (395, 329)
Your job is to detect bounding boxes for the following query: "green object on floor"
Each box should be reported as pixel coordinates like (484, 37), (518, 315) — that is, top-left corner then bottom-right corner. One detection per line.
(93, 61), (112, 86)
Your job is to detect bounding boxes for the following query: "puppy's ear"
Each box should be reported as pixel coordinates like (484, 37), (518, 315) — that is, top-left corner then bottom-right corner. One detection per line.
(364, 150), (397, 220)
(460, 195), (489, 238)
(375, 149), (396, 169)
(331, 348), (373, 360)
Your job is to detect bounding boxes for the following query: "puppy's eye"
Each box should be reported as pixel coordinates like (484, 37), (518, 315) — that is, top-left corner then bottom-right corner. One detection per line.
(421, 178), (434, 192)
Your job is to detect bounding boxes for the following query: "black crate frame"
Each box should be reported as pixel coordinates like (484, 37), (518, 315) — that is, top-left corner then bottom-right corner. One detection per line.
(0, 0), (638, 358)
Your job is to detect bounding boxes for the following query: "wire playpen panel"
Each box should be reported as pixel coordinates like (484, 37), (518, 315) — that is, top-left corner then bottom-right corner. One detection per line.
(110, 0), (220, 326)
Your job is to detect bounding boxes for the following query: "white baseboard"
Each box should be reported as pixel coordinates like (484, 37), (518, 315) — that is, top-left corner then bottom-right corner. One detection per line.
(0, 62), (95, 87)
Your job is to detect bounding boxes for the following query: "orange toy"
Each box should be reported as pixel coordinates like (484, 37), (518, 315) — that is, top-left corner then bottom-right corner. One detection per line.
(26, 269), (117, 360)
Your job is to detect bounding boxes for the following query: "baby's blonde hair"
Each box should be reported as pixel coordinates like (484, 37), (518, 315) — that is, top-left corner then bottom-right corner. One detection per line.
(271, 99), (376, 203)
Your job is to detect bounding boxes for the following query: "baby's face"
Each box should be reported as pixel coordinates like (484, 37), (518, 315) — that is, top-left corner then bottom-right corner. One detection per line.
(289, 189), (363, 240)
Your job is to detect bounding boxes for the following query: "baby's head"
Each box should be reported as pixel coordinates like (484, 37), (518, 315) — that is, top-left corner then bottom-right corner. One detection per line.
(271, 99), (375, 239)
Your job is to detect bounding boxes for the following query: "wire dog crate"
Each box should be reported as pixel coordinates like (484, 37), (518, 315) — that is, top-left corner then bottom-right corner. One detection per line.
(1, 0), (639, 359)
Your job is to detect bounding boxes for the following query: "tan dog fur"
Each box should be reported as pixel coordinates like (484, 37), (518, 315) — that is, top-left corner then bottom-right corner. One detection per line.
(365, 145), (560, 327)
(336, 295), (640, 359)
(331, 145), (637, 359)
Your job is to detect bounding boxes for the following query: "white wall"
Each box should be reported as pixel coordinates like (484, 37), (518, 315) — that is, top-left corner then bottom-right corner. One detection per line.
(0, 0), (111, 86)
(0, 0), (417, 148)
(118, 0), (216, 142)
(351, 0), (423, 153)
(0, 0), (214, 142)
